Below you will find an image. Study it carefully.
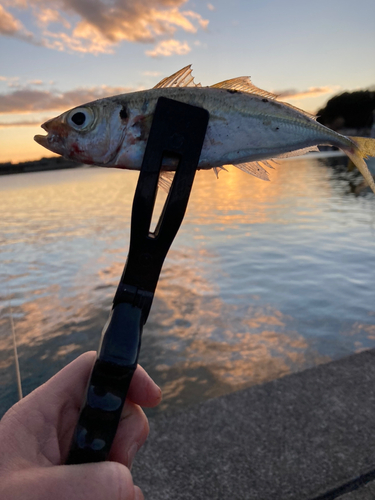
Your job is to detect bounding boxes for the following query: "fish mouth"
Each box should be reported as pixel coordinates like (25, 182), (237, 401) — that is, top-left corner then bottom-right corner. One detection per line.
(34, 122), (50, 147)
(34, 120), (63, 154)
(34, 133), (48, 147)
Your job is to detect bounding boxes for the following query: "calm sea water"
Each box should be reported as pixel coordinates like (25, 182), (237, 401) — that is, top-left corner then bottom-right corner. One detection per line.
(1, 154), (375, 417)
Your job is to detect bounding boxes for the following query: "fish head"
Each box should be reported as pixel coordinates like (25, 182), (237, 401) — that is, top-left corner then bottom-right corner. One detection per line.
(34, 99), (129, 166)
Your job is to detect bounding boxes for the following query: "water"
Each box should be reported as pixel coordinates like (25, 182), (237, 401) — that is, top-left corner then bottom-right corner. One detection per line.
(1, 154), (375, 417)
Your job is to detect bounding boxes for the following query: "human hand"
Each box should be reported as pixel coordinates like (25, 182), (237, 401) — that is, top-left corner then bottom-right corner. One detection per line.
(0, 351), (161, 499)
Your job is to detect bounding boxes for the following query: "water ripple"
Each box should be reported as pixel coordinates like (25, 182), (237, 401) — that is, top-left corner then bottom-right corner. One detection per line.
(0, 155), (374, 416)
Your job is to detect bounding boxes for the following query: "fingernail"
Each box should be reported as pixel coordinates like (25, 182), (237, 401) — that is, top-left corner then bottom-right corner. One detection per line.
(156, 386), (162, 401)
(127, 443), (139, 470)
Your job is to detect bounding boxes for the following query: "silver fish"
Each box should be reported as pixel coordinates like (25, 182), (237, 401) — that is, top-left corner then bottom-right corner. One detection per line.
(35, 65), (375, 194)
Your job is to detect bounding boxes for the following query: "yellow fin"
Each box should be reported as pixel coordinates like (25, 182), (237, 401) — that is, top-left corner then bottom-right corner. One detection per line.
(349, 136), (375, 159)
(211, 76), (278, 100)
(344, 136), (375, 194)
(153, 65), (201, 89)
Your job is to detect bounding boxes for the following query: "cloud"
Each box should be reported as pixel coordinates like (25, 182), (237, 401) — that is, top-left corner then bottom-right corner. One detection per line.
(0, 85), (133, 114)
(207, 3), (215, 11)
(0, 119), (41, 128)
(183, 10), (209, 30)
(0, 4), (40, 44)
(35, 7), (71, 29)
(277, 85), (341, 100)
(0, 79), (347, 118)
(146, 39), (191, 57)
(41, 29), (114, 54)
(0, 76), (15, 82)
(0, 77), (45, 89)
(0, 76), (21, 88)
(1, 0), (209, 56)
(0, 4), (23, 35)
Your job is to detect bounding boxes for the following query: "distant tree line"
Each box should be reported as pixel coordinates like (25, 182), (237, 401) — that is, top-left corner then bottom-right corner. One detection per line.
(317, 90), (375, 131)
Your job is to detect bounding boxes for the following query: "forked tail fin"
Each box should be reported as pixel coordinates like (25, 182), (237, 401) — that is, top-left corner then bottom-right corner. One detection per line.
(344, 136), (375, 194)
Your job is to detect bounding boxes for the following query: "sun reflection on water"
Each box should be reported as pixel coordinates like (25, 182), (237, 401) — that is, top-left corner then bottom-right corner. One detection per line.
(0, 156), (375, 416)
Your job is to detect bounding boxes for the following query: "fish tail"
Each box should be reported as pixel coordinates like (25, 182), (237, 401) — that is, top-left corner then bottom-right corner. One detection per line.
(342, 136), (375, 194)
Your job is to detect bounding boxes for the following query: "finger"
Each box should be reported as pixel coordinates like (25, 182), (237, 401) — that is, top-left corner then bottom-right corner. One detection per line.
(32, 355), (160, 414)
(4, 353), (159, 466)
(35, 351), (97, 456)
(134, 486), (144, 500)
(1, 461), (139, 500)
(21, 354), (160, 428)
(0, 352), (97, 466)
(127, 365), (162, 408)
(53, 359), (157, 461)
(32, 351), (97, 413)
(109, 401), (149, 467)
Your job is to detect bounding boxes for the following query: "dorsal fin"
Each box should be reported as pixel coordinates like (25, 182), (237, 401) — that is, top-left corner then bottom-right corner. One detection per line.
(278, 101), (318, 120)
(212, 76), (318, 121)
(211, 77), (278, 100)
(153, 65), (202, 89)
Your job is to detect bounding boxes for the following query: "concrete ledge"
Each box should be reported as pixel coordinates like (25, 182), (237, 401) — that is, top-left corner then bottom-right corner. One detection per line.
(340, 481), (375, 500)
(133, 349), (375, 500)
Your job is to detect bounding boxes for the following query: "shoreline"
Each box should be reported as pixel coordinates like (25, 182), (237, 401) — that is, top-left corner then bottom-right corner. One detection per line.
(0, 156), (82, 176)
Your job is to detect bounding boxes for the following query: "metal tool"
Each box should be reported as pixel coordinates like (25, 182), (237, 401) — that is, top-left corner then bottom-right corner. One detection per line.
(66, 97), (209, 464)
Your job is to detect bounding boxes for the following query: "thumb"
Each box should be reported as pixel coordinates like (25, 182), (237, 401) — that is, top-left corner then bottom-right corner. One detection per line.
(2, 461), (143, 500)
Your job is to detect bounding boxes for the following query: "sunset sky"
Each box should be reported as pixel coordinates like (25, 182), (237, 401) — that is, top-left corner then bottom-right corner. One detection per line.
(0, 0), (374, 164)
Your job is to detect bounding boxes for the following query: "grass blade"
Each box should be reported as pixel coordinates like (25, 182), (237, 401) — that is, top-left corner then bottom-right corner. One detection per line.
(9, 301), (23, 400)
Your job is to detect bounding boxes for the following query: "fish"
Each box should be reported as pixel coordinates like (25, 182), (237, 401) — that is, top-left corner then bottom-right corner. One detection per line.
(34, 65), (375, 194)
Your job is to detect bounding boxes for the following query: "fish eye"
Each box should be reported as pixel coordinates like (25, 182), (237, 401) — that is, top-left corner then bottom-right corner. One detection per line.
(67, 107), (94, 130)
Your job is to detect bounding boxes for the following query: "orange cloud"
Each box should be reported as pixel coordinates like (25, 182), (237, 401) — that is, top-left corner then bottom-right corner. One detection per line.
(146, 39), (191, 57)
(42, 28), (114, 54)
(0, 120), (41, 128)
(0, 76), (18, 83)
(0, 4), (22, 35)
(0, 85), (132, 114)
(35, 7), (71, 29)
(1, 0), (209, 56)
(277, 85), (341, 100)
(0, 4), (39, 44)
